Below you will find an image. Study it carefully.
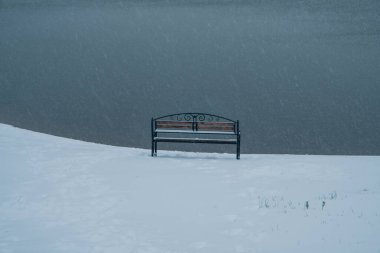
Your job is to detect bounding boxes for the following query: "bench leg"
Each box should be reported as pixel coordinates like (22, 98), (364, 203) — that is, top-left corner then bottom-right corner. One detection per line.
(152, 141), (158, 157)
(236, 135), (240, 160)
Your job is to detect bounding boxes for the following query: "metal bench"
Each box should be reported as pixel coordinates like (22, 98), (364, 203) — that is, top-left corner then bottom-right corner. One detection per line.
(151, 113), (241, 159)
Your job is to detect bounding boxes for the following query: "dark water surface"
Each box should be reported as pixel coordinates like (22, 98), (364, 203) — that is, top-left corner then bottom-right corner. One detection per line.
(1, 0), (380, 154)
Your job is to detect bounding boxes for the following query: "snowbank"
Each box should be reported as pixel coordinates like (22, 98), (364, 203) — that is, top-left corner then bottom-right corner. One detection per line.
(0, 123), (379, 253)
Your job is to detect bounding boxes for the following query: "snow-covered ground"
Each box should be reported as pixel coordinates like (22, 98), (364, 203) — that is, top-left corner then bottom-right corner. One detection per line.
(1, 123), (379, 253)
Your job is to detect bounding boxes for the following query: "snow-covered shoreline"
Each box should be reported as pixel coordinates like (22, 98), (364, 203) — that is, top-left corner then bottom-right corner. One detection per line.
(1, 123), (379, 253)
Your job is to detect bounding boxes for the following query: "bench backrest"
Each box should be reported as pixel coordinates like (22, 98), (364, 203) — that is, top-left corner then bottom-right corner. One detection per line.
(153, 113), (239, 134)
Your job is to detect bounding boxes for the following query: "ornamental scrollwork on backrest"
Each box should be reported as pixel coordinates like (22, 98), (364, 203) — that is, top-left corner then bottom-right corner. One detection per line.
(158, 113), (235, 123)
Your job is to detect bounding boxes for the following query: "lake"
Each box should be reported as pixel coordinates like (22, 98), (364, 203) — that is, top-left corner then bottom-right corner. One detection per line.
(1, 0), (379, 154)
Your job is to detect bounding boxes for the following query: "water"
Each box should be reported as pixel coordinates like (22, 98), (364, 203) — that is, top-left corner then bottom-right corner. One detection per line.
(1, 0), (380, 155)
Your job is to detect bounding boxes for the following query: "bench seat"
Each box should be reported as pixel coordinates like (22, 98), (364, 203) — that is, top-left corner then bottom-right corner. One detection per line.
(154, 137), (237, 144)
(155, 129), (237, 135)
